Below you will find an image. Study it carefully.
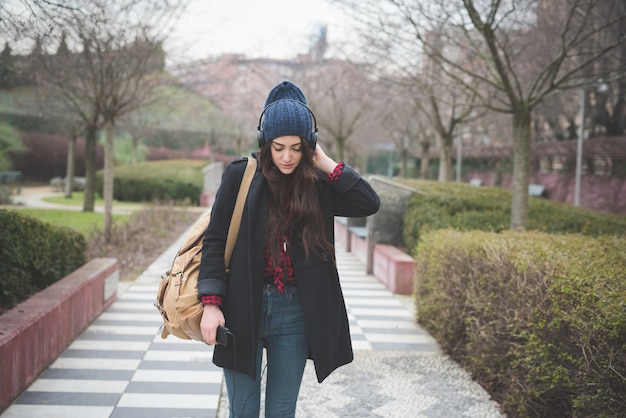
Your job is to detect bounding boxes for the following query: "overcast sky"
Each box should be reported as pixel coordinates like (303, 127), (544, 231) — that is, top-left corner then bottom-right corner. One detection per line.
(165, 0), (352, 64)
(1, 0), (353, 64)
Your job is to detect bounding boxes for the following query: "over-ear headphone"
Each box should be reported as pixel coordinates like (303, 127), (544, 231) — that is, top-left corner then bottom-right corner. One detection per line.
(257, 99), (318, 149)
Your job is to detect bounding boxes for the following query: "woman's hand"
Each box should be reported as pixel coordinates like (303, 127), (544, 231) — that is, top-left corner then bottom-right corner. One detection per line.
(200, 304), (225, 345)
(312, 143), (338, 174)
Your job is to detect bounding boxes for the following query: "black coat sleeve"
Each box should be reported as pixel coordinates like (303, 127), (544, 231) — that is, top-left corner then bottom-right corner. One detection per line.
(197, 158), (249, 299)
(328, 163), (380, 217)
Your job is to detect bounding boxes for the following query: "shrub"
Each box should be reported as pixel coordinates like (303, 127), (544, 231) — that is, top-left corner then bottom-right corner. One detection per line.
(400, 179), (626, 250)
(96, 159), (206, 204)
(0, 209), (87, 311)
(414, 229), (626, 417)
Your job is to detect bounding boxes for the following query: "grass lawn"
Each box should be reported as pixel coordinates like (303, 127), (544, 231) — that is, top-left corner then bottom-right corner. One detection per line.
(9, 208), (129, 235)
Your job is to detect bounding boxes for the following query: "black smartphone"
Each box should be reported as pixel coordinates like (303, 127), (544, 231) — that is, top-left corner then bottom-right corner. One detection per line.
(216, 325), (231, 347)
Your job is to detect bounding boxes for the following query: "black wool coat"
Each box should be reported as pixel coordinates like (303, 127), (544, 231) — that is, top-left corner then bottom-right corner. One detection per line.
(197, 155), (380, 383)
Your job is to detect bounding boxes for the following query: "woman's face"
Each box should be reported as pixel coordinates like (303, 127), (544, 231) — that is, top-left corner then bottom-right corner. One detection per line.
(270, 135), (303, 175)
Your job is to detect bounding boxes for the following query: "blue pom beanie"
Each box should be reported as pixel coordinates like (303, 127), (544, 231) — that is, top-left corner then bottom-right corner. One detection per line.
(259, 81), (315, 147)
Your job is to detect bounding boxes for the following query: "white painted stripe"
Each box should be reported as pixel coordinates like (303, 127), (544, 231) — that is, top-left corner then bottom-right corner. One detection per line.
(117, 393), (219, 409)
(27, 379), (128, 393)
(349, 325), (364, 335)
(98, 312), (161, 322)
(86, 325), (158, 335)
(151, 335), (209, 346)
(50, 358), (141, 370)
(356, 320), (422, 330)
(337, 269), (367, 273)
(341, 282), (387, 289)
(143, 350), (213, 362)
(123, 285), (157, 292)
(132, 370), (222, 384)
(0, 405), (113, 418)
(351, 340), (372, 350)
(345, 298), (402, 307)
(366, 333), (437, 344)
(68, 340), (151, 351)
(349, 308), (412, 318)
(343, 290), (394, 297)
(108, 302), (155, 311)
(118, 293), (155, 301)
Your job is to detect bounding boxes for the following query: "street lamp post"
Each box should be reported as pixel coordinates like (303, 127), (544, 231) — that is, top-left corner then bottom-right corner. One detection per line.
(574, 81), (608, 207)
(574, 89), (585, 207)
(456, 134), (462, 182)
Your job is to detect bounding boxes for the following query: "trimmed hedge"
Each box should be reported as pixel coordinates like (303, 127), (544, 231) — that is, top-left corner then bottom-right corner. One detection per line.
(414, 229), (626, 417)
(399, 180), (626, 250)
(0, 209), (87, 311)
(96, 159), (205, 203)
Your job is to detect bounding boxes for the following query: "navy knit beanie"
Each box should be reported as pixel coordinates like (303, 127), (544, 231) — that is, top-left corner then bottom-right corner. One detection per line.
(264, 80), (307, 106)
(259, 81), (315, 147)
(260, 100), (313, 145)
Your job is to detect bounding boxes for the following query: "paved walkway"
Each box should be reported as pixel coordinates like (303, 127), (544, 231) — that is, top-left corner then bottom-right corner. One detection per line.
(6, 186), (146, 215)
(1, 190), (504, 417)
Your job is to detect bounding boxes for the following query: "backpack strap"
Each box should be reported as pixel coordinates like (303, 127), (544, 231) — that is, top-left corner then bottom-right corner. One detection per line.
(224, 156), (257, 270)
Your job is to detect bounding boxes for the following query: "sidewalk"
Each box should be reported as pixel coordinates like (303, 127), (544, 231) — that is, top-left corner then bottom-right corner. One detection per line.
(1, 206), (504, 417)
(6, 186), (147, 215)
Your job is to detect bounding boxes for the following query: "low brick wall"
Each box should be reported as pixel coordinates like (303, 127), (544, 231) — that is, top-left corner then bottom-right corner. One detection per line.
(372, 244), (415, 295)
(0, 258), (119, 411)
(335, 219), (415, 295)
(335, 218), (348, 245)
(349, 226), (368, 264)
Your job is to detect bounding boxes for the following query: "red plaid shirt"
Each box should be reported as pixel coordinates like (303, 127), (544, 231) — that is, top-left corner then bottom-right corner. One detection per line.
(202, 162), (344, 305)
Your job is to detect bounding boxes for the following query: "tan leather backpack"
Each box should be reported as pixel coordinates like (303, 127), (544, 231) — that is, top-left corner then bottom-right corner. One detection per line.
(155, 157), (256, 342)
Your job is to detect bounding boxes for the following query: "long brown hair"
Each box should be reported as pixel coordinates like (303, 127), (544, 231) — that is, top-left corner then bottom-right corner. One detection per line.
(260, 139), (334, 265)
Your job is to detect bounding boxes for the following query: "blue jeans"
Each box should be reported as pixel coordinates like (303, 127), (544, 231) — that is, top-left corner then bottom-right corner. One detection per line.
(224, 284), (309, 418)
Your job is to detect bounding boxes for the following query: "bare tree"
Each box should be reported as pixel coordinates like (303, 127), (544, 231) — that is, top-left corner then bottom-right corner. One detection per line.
(336, 0), (626, 229)
(336, 4), (485, 182)
(377, 80), (423, 178)
(303, 60), (378, 163)
(28, 28), (104, 212)
(80, 2), (180, 242)
(30, 36), (86, 198)
(0, 0), (78, 33)
(26, 0), (185, 241)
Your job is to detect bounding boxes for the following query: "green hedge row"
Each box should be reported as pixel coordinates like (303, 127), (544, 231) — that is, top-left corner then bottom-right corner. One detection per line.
(399, 180), (626, 251)
(0, 209), (87, 311)
(414, 229), (625, 417)
(96, 159), (206, 204)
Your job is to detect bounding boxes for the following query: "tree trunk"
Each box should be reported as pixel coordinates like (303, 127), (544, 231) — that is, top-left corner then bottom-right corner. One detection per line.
(103, 122), (115, 243)
(83, 124), (97, 212)
(437, 133), (454, 182)
(510, 111), (532, 230)
(420, 139), (430, 179)
(131, 134), (138, 165)
(337, 137), (345, 162)
(606, 78), (625, 136)
(64, 134), (76, 198)
(400, 147), (408, 178)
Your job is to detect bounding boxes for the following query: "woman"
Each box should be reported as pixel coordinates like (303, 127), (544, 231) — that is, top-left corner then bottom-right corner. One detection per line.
(198, 80), (380, 418)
